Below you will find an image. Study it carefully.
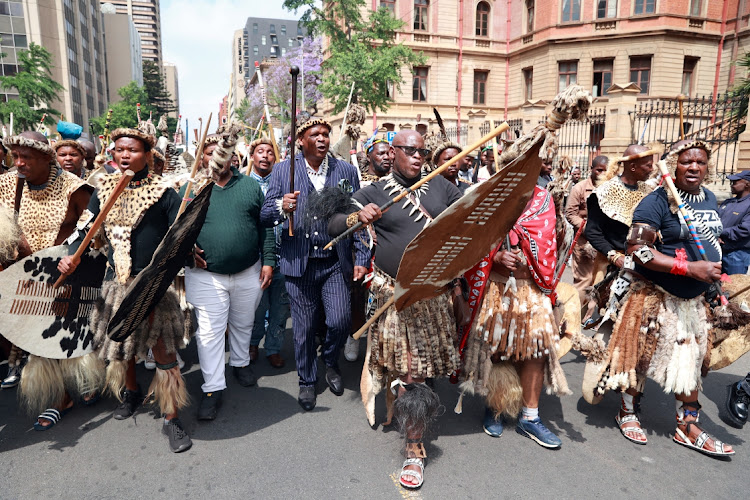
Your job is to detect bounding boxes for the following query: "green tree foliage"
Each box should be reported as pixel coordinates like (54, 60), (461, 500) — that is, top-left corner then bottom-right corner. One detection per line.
(283, 0), (425, 113)
(0, 42), (64, 131)
(142, 61), (177, 117)
(90, 81), (177, 137)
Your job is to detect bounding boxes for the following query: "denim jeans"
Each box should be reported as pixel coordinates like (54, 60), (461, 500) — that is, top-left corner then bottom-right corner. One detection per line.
(722, 249), (750, 275)
(250, 270), (290, 356)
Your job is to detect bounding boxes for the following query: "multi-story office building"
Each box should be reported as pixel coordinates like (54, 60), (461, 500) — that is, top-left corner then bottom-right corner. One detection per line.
(101, 7), (143, 102)
(228, 17), (304, 120)
(334, 0), (750, 139)
(100, 0), (163, 66)
(162, 61), (179, 118)
(1, 0), (108, 134)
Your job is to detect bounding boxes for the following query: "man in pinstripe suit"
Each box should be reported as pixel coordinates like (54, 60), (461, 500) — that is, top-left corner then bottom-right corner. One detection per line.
(260, 117), (370, 411)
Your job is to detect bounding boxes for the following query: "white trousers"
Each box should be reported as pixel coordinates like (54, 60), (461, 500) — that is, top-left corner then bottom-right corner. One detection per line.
(186, 262), (263, 392)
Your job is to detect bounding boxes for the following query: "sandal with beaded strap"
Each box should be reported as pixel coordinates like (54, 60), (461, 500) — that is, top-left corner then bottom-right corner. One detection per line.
(615, 413), (648, 445)
(400, 441), (426, 489)
(673, 402), (734, 457)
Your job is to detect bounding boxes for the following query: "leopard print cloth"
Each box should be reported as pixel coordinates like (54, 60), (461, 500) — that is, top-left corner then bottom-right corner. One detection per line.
(0, 169), (89, 253)
(593, 176), (652, 227)
(96, 173), (170, 283)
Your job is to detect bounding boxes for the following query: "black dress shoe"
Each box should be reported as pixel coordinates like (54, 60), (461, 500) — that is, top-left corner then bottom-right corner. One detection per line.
(298, 386), (316, 411)
(325, 367), (344, 396)
(197, 390), (222, 421)
(724, 382), (749, 428)
(233, 365), (257, 387)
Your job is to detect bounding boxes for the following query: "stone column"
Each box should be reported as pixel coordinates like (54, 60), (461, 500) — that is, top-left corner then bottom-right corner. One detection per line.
(598, 83), (642, 159)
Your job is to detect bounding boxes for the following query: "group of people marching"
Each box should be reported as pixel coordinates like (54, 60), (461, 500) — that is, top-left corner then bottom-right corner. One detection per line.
(1, 102), (749, 490)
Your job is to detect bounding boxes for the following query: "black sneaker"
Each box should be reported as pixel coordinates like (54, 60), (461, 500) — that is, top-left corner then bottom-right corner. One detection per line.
(233, 365), (256, 387)
(163, 417), (192, 453)
(197, 390), (223, 421)
(114, 387), (142, 420)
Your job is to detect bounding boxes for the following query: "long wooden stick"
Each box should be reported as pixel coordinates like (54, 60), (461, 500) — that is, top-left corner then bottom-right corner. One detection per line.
(288, 66), (299, 237)
(678, 94), (686, 140)
(655, 159), (727, 305)
(99, 109), (113, 156)
(178, 113), (212, 217)
(54, 170), (134, 288)
(324, 122), (510, 250)
(353, 296), (394, 340)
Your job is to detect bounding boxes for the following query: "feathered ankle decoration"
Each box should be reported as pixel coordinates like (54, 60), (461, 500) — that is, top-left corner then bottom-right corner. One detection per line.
(60, 353), (105, 399)
(146, 365), (189, 416)
(395, 383), (442, 442)
(105, 360), (129, 401)
(19, 356), (65, 416)
(485, 362), (523, 420)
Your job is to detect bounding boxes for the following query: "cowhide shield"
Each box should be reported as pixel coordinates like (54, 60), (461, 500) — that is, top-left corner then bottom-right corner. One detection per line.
(107, 182), (212, 342)
(711, 274), (750, 370)
(394, 141), (542, 311)
(0, 245), (107, 359)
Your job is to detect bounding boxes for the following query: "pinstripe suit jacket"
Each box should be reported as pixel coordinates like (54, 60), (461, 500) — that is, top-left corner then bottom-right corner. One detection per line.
(260, 153), (369, 282)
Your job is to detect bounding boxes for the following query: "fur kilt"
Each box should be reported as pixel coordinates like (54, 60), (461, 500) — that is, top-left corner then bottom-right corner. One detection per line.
(460, 273), (570, 397)
(599, 280), (711, 395)
(91, 280), (189, 362)
(368, 269), (459, 381)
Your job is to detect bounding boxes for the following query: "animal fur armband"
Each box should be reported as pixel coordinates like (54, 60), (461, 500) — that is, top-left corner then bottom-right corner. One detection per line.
(346, 211), (360, 228)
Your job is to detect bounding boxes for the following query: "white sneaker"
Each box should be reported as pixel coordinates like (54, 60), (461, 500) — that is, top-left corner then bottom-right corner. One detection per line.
(144, 349), (156, 370)
(344, 336), (359, 362)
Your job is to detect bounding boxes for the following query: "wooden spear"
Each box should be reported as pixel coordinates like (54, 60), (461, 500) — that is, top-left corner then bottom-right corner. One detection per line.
(54, 170), (135, 288)
(289, 65), (299, 237)
(178, 113), (212, 217)
(324, 122), (511, 250)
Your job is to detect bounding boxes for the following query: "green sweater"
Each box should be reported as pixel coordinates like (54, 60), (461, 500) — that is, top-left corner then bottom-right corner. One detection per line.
(180, 168), (276, 274)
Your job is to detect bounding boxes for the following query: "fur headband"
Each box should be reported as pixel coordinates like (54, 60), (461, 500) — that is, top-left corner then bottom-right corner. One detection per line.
(248, 138), (274, 155)
(204, 134), (222, 146)
(433, 141), (462, 164)
(110, 128), (155, 150)
(296, 117), (331, 139)
(3, 135), (55, 158)
(664, 139), (715, 184)
(53, 139), (87, 157)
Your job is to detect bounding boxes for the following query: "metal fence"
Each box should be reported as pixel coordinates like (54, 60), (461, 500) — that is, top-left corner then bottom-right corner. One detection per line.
(630, 93), (748, 183)
(445, 124), (468, 144)
(554, 107), (606, 177)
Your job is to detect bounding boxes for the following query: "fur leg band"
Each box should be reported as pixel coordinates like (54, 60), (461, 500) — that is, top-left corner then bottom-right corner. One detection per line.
(146, 365), (189, 415)
(394, 383), (442, 442)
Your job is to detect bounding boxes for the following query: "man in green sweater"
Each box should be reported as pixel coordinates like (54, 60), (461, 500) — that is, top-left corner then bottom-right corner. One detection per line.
(182, 135), (276, 421)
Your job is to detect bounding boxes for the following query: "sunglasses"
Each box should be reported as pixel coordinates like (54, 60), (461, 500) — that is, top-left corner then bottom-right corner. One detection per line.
(393, 145), (431, 158)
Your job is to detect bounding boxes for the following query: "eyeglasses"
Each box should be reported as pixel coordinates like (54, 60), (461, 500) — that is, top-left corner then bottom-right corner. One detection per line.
(393, 145), (431, 158)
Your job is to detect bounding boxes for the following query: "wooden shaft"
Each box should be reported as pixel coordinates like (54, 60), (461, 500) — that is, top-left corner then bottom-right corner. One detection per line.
(353, 296), (394, 340)
(616, 148), (660, 163)
(99, 109), (113, 155)
(178, 113), (213, 216)
(654, 159), (727, 304)
(289, 66), (299, 237)
(323, 122), (511, 250)
(54, 170), (134, 288)
(492, 135), (500, 171)
(678, 95), (686, 141)
(244, 158), (254, 176)
(14, 175), (24, 213)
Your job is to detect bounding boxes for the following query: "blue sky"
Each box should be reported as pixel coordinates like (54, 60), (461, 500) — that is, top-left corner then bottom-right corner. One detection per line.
(161, 0), (299, 132)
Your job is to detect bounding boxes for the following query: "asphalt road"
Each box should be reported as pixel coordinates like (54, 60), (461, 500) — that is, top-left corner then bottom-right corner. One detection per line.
(1, 313), (748, 499)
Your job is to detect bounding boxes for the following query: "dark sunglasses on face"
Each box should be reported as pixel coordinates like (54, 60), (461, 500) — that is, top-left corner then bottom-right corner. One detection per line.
(393, 145), (431, 158)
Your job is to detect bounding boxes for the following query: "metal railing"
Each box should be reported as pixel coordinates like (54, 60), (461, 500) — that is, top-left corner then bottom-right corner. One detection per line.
(554, 107), (606, 177)
(445, 124), (468, 144)
(630, 93), (748, 183)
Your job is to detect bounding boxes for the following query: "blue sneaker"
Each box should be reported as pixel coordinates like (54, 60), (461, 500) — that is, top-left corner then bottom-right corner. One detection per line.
(516, 417), (562, 448)
(482, 407), (504, 437)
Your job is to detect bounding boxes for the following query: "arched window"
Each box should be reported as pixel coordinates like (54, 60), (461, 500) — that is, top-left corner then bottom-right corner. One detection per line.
(476, 2), (490, 37)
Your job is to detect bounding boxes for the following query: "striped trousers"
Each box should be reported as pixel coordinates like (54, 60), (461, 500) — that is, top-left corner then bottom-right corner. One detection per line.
(285, 257), (351, 387)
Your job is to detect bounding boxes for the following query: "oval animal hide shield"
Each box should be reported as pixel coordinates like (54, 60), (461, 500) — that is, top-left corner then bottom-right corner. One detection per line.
(0, 245), (107, 359)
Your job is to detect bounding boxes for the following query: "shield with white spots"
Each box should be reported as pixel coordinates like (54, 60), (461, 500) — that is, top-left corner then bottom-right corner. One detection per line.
(0, 245), (107, 358)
